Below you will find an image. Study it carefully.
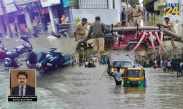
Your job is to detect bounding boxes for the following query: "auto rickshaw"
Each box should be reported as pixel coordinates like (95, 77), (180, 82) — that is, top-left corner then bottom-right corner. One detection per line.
(107, 53), (134, 76)
(123, 68), (146, 88)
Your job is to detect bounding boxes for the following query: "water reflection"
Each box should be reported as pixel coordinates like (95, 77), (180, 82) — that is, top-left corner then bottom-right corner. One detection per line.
(124, 87), (145, 94)
(113, 86), (122, 94)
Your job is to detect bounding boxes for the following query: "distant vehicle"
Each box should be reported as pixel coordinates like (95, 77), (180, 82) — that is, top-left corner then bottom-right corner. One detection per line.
(107, 52), (134, 76)
(123, 68), (146, 88)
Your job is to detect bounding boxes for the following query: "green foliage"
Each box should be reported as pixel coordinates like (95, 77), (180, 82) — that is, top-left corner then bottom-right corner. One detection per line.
(129, 0), (139, 7)
(143, 0), (150, 5)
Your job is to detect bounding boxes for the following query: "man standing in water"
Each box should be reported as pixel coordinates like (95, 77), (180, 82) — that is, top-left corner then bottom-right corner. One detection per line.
(113, 67), (123, 86)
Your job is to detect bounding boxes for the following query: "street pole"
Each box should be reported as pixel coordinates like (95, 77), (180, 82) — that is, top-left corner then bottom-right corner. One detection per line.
(24, 8), (33, 32)
(108, 0), (113, 9)
(48, 6), (57, 33)
(114, 0), (122, 22)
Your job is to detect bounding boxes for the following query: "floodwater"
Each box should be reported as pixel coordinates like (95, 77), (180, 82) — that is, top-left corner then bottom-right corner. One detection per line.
(0, 36), (183, 109)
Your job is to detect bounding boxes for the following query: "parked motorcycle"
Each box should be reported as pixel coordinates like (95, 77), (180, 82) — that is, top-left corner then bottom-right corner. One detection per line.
(0, 48), (6, 61)
(26, 50), (38, 69)
(15, 42), (32, 55)
(4, 57), (19, 68)
(62, 54), (75, 66)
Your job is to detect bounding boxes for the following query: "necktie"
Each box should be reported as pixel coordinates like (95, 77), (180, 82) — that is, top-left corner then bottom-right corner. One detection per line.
(20, 86), (24, 96)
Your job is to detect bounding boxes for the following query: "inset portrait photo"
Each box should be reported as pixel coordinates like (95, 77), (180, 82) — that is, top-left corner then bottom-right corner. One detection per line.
(8, 69), (37, 101)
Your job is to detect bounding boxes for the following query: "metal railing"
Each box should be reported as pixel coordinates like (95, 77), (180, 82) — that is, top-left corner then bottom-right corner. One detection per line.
(78, 0), (109, 9)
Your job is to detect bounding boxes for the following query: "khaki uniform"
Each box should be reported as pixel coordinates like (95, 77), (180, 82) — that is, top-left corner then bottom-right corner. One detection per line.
(75, 23), (89, 41)
(163, 22), (175, 32)
(132, 8), (143, 26)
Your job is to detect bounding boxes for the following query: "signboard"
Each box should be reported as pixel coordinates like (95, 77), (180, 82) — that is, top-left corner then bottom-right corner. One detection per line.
(3, 0), (17, 13)
(15, 0), (33, 5)
(63, 0), (70, 8)
(164, 0), (180, 16)
(40, 0), (61, 7)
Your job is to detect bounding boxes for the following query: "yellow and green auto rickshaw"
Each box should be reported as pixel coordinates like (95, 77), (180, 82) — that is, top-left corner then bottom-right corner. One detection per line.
(123, 68), (146, 88)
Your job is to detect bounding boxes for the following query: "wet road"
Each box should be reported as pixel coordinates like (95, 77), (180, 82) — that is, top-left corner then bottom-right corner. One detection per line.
(0, 36), (183, 109)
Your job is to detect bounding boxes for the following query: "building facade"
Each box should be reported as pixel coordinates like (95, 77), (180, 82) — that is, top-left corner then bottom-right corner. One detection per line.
(0, 0), (70, 36)
(71, 0), (122, 25)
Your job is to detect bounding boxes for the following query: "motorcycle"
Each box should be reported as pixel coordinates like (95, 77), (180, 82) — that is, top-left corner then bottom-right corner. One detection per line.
(62, 54), (75, 66)
(0, 48), (6, 61)
(26, 50), (38, 69)
(37, 48), (65, 74)
(15, 43), (32, 55)
(4, 57), (19, 68)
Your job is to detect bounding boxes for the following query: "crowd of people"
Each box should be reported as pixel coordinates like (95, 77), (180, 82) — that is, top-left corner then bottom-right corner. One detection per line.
(153, 58), (183, 76)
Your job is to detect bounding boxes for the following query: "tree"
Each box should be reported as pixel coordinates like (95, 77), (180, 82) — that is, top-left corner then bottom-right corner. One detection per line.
(128, 0), (139, 7)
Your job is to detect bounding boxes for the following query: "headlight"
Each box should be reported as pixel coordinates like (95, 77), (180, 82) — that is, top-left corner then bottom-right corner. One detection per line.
(47, 63), (52, 66)
(26, 61), (30, 64)
(5, 61), (9, 64)
(36, 63), (42, 68)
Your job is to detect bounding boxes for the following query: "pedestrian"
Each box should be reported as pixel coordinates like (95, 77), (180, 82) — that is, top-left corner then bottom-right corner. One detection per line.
(180, 62), (183, 76)
(176, 61), (182, 77)
(32, 16), (40, 37)
(127, 7), (133, 26)
(158, 17), (175, 32)
(167, 60), (171, 72)
(132, 5), (143, 26)
(113, 67), (123, 86)
(60, 15), (69, 24)
(88, 16), (105, 58)
(154, 59), (157, 68)
(163, 59), (168, 72)
(121, 8), (127, 23)
(9, 17), (18, 37)
(75, 18), (90, 41)
(160, 59), (164, 68)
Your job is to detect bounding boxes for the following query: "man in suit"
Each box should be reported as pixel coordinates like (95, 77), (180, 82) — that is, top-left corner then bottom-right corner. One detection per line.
(11, 71), (35, 96)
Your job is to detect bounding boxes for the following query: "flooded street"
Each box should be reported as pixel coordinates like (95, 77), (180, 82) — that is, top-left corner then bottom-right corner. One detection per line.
(0, 37), (183, 109)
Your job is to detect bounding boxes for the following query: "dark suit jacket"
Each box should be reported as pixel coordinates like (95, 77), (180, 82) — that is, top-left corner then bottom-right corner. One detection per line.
(11, 85), (35, 96)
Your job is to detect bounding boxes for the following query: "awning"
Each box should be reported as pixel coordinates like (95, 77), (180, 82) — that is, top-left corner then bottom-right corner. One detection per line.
(3, 0), (18, 13)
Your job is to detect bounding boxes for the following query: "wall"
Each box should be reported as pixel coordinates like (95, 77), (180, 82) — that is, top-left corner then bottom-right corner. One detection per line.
(71, 9), (120, 25)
